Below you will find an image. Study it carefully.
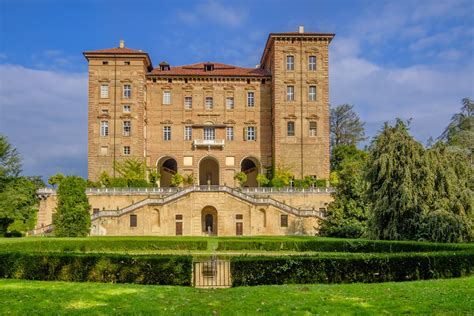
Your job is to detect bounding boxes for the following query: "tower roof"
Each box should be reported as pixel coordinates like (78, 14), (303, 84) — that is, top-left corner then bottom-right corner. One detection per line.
(149, 62), (270, 77)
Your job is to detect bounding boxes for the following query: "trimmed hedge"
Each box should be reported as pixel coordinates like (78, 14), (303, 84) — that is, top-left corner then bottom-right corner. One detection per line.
(230, 251), (474, 286)
(0, 237), (207, 253)
(0, 252), (192, 285)
(218, 239), (473, 253)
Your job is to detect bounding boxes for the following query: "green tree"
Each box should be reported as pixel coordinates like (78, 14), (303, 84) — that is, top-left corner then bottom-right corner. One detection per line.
(170, 173), (184, 187)
(439, 98), (473, 160)
(48, 173), (65, 188)
(320, 147), (369, 238)
(53, 176), (91, 237)
(366, 119), (431, 240)
(0, 135), (21, 182)
(256, 174), (270, 187)
(0, 177), (39, 236)
(114, 158), (146, 182)
(270, 167), (293, 188)
(330, 104), (366, 149)
(331, 144), (368, 172)
(234, 172), (247, 187)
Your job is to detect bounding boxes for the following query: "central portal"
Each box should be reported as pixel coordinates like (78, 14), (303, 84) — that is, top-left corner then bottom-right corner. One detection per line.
(199, 157), (219, 185)
(202, 206), (218, 236)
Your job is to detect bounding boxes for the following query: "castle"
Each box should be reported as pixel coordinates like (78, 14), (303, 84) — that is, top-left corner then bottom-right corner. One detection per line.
(34, 27), (335, 236)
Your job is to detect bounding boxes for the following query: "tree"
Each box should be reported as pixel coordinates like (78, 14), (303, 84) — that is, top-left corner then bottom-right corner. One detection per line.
(0, 135), (21, 180)
(234, 172), (247, 187)
(330, 104), (366, 149)
(256, 174), (270, 187)
(331, 144), (368, 172)
(170, 173), (184, 187)
(114, 158), (146, 182)
(320, 146), (369, 238)
(48, 173), (65, 188)
(53, 176), (91, 237)
(366, 119), (431, 240)
(270, 167), (293, 188)
(0, 177), (39, 236)
(439, 98), (473, 160)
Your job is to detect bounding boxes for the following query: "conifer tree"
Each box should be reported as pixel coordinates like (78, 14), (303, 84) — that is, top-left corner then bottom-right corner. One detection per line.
(53, 176), (91, 237)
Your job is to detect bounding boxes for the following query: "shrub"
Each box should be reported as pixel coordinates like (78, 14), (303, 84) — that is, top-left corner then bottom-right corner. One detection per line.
(231, 251), (474, 286)
(0, 252), (192, 285)
(234, 172), (247, 187)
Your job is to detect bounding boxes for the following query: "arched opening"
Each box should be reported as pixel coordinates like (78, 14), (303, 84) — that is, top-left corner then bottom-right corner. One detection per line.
(199, 156), (219, 185)
(241, 157), (259, 187)
(201, 206), (218, 235)
(157, 157), (177, 187)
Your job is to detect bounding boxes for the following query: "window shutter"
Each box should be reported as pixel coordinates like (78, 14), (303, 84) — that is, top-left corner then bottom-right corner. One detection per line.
(243, 127), (247, 141)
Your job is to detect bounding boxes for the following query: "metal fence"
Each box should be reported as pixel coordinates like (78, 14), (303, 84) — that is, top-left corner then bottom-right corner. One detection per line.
(193, 258), (231, 288)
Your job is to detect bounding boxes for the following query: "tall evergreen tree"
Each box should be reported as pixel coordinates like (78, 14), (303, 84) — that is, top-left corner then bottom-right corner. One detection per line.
(366, 119), (431, 240)
(330, 104), (366, 148)
(0, 134), (21, 181)
(53, 176), (91, 237)
(320, 145), (369, 238)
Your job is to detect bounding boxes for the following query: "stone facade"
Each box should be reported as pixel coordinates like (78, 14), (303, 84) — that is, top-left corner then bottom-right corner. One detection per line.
(33, 28), (336, 237)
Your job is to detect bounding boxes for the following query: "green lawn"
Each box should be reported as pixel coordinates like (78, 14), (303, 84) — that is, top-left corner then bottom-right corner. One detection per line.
(0, 277), (473, 315)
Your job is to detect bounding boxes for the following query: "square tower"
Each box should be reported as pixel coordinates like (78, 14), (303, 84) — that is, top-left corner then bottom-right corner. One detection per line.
(260, 28), (334, 180)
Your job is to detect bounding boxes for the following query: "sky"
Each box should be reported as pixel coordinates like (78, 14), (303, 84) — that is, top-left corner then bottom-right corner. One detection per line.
(0, 0), (473, 181)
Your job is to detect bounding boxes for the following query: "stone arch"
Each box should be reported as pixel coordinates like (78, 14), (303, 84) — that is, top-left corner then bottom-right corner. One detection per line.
(240, 156), (261, 187)
(201, 205), (218, 236)
(157, 156), (178, 187)
(199, 156), (219, 185)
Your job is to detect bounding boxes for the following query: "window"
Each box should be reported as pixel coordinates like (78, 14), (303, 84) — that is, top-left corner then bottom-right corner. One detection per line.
(287, 121), (295, 136)
(163, 126), (171, 141)
(123, 84), (131, 98)
(101, 109), (109, 115)
(204, 127), (215, 140)
(226, 97), (234, 110)
(123, 105), (131, 112)
(100, 121), (108, 136)
(280, 215), (288, 227)
(100, 146), (108, 156)
(246, 126), (256, 141)
(184, 96), (192, 109)
(226, 126), (234, 140)
(286, 55), (294, 70)
(123, 121), (131, 136)
(309, 121), (317, 137)
(130, 214), (137, 227)
(176, 214), (183, 220)
(205, 97), (213, 109)
(247, 91), (255, 107)
(309, 86), (317, 101)
(163, 91), (171, 104)
(123, 146), (130, 155)
(100, 84), (109, 98)
(236, 214), (243, 220)
(309, 56), (316, 71)
(102, 61), (108, 65)
(124, 61), (130, 65)
(184, 126), (192, 141)
(287, 86), (295, 101)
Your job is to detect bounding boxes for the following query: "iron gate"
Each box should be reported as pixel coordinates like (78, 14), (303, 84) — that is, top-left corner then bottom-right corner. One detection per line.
(193, 258), (231, 288)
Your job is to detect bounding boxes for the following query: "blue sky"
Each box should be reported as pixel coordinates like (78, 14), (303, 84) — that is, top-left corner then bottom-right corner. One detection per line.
(0, 0), (473, 181)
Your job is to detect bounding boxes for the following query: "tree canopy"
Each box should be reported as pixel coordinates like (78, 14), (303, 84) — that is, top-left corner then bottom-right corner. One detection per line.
(0, 135), (21, 180)
(330, 104), (366, 149)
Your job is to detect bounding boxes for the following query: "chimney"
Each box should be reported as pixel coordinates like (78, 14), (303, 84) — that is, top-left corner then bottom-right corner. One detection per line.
(119, 39), (125, 48)
(298, 25), (304, 33)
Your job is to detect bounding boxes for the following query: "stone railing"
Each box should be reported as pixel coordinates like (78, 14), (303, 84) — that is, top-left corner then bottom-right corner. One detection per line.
(193, 139), (225, 149)
(27, 224), (54, 236)
(92, 185), (327, 220)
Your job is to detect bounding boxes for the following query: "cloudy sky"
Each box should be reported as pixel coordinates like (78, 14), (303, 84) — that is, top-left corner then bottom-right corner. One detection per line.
(0, 0), (473, 181)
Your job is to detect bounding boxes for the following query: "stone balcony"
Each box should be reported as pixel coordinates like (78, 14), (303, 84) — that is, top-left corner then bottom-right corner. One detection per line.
(193, 139), (225, 150)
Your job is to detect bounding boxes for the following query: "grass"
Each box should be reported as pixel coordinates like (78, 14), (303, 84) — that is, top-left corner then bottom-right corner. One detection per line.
(0, 277), (473, 315)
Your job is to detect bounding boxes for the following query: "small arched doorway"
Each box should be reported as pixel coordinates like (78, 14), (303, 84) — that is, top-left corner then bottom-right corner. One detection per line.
(199, 156), (219, 185)
(201, 206), (218, 235)
(157, 157), (177, 187)
(241, 157), (259, 187)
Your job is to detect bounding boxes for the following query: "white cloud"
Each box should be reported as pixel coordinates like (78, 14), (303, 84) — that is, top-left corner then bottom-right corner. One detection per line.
(177, 0), (247, 27)
(0, 64), (88, 180)
(330, 38), (473, 144)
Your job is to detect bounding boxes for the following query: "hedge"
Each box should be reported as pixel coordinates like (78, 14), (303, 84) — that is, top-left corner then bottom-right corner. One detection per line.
(230, 251), (474, 286)
(0, 237), (207, 253)
(0, 252), (192, 285)
(217, 239), (473, 253)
